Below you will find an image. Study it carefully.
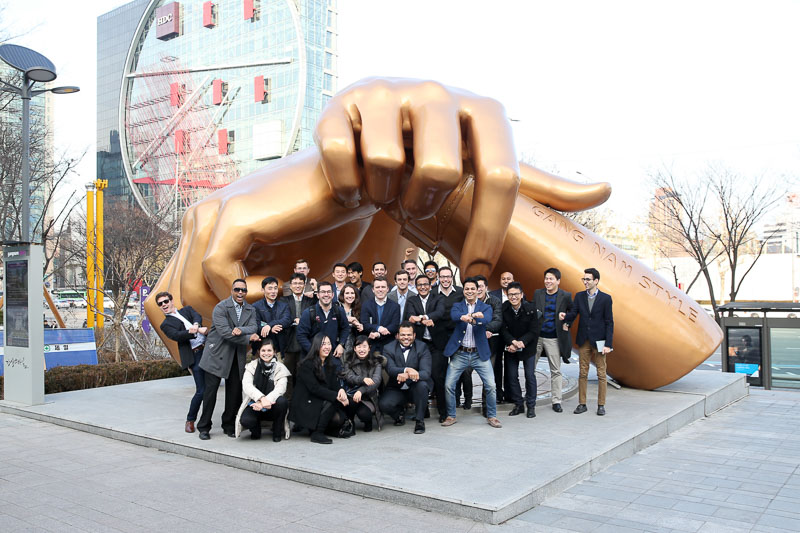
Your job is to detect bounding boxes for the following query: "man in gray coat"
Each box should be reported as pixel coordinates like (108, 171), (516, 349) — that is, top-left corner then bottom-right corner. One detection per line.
(533, 267), (573, 413)
(197, 279), (259, 440)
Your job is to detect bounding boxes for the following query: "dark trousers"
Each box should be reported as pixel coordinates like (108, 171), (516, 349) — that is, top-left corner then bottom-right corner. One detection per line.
(504, 352), (538, 408)
(344, 402), (373, 425)
(239, 396), (288, 438)
(429, 343), (448, 416)
(282, 350), (300, 400)
(186, 349), (205, 422)
(455, 369), (474, 404)
(197, 357), (241, 434)
(379, 382), (430, 422)
(492, 340), (505, 402)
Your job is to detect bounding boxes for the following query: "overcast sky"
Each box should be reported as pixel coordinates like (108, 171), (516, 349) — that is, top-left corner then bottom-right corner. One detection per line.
(3, 0), (799, 221)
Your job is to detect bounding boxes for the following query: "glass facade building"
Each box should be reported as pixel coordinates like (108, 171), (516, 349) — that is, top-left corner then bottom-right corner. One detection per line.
(97, 0), (151, 204)
(98, 0), (337, 219)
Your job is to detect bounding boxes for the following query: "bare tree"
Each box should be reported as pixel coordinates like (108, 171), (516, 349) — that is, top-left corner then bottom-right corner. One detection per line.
(650, 169), (723, 317)
(707, 167), (783, 304)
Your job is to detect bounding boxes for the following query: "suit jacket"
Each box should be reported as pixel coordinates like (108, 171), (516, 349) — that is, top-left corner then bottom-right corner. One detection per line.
(160, 306), (203, 370)
(402, 292), (446, 348)
(200, 297), (258, 379)
(444, 299), (493, 361)
(431, 285), (463, 349)
(564, 290), (614, 349)
(297, 303), (349, 354)
(382, 339), (433, 390)
(501, 301), (540, 359)
(252, 297), (291, 353)
(533, 288), (574, 361)
(388, 287), (415, 322)
(284, 294), (316, 353)
(361, 298), (401, 351)
(489, 288), (506, 303)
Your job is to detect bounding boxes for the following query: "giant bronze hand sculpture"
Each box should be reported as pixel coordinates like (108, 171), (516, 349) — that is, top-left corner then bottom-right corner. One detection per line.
(146, 78), (722, 390)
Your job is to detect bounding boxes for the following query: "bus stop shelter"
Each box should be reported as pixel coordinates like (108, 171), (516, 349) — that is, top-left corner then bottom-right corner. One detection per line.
(718, 302), (800, 390)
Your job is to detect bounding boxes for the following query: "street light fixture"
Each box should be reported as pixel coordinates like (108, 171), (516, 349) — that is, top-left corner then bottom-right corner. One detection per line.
(0, 43), (80, 242)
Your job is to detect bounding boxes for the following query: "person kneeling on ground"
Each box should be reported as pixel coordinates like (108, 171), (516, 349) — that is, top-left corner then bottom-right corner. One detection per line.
(290, 333), (351, 444)
(235, 340), (291, 441)
(341, 335), (385, 432)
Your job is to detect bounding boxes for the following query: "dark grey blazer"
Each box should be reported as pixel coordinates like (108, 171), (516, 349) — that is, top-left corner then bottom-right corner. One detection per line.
(533, 287), (574, 361)
(199, 297), (258, 379)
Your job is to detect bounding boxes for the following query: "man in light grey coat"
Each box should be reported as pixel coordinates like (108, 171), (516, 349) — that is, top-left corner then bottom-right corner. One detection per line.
(197, 279), (259, 440)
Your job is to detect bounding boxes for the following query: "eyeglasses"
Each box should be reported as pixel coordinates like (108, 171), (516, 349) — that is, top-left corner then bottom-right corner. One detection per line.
(507, 293), (522, 298)
(157, 300), (170, 306)
(233, 287), (248, 293)
(318, 290), (333, 294)
(416, 282), (430, 287)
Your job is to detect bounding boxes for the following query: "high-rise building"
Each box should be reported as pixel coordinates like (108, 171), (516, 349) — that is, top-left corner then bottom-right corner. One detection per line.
(97, 0), (338, 223)
(97, 0), (151, 205)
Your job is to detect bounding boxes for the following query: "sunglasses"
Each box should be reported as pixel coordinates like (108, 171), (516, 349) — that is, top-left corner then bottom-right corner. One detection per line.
(233, 287), (248, 293)
(157, 300), (170, 306)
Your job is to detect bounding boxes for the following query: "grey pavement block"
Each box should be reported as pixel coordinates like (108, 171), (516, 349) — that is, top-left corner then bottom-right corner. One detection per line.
(726, 492), (773, 508)
(672, 501), (720, 516)
(769, 498), (800, 513)
(566, 483), (641, 503)
(696, 522), (752, 533)
(634, 493), (681, 509)
(756, 513), (800, 531)
(711, 505), (761, 524)
(615, 504), (706, 531)
(550, 515), (606, 531)
(687, 488), (730, 502)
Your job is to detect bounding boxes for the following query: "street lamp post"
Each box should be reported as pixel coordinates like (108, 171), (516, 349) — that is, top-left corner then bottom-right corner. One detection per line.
(0, 44), (79, 242)
(0, 44), (78, 406)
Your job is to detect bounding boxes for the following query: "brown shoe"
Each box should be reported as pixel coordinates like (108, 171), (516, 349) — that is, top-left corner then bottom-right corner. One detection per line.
(440, 416), (457, 427)
(487, 417), (502, 428)
(185, 421), (195, 433)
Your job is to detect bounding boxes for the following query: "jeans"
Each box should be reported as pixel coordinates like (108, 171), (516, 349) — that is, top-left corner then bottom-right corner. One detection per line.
(445, 350), (496, 418)
(186, 349), (205, 422)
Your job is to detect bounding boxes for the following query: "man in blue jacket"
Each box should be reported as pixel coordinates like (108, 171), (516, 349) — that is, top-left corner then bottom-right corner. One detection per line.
(361, 277), (401, 353)
(564, 267), (614, 416)
(441, 277), (501, 429)
(297, 281), (349, 363)
(252, 276), (291, 355)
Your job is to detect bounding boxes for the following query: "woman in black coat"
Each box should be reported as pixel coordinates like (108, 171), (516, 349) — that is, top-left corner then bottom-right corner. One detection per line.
(341, 335), (384, 432)
(289, 333), (350, 444)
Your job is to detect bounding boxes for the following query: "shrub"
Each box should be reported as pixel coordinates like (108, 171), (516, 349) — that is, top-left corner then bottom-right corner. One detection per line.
(0, 359), (188, 399)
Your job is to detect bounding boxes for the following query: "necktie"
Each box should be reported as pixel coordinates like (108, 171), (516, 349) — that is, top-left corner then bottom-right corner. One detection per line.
(235, 304), (242, 321)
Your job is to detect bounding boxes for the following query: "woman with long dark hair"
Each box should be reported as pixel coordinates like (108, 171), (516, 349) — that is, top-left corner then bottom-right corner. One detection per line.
(289, 333), (350, 444)
(338, 283), (363, 360)
(341, 335), (384, 432)
(235, 339), (290, 441)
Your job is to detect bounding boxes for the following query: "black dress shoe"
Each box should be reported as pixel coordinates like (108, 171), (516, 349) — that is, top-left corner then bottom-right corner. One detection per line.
(463, 400), (472, 410)
(414, 421), (425, 434)
(310, 432), (333, 444)
(527, 406), (536, 418)
(198, 431), (210, 440)
(424, 407), (431, 419)
(225, 431), (236, 438)
(552, 403), (563, 413)
(597, 405), (606, 416)
(509, 405), (524, 416)
(272, 433), (282, 442)
(574, 404), (588, 414)
(250, 429), (261, 440)
(363, 420), (373, 432)
(394, 414), (406, 426)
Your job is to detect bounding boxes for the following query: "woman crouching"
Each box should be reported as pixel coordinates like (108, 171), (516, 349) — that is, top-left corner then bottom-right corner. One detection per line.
(341, 335), (385, 432)
(235, 339), (290, 441)
(290, 333), (350, 444)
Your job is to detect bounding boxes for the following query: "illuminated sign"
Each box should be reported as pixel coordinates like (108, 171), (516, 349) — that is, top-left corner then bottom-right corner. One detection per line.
(155, 3), (181, 41)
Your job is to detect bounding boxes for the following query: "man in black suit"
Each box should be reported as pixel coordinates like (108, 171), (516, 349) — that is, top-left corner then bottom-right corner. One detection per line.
(564, 267), (614, 416)
(157, 291), (207, 433)
(361, 277), (401, 353)
(532, 267), (573, 413)
(283, 272), (316, 397)
(404, 275), (447, 421)
(347, 261), (371, 298)
(501, 282), (540, 418)
(489, 271), (515, 304)
(379, 322), (433, 434)
(431, 265), (463, 409)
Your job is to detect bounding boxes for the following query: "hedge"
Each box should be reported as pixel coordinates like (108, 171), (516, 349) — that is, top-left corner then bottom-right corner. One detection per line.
(0, 359), (188, 400)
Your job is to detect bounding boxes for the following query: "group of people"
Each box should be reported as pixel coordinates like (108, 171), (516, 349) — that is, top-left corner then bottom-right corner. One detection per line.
(158, 257), (614, 444)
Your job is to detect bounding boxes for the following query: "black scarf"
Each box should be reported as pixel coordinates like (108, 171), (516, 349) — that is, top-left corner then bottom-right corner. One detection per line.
(253, 358), (276, 396)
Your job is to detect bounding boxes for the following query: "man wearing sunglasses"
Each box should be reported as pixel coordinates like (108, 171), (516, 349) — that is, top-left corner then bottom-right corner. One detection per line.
(157, 292), (207, 434)
(197, 279), (260, 440)
(563, 268), (614, 416)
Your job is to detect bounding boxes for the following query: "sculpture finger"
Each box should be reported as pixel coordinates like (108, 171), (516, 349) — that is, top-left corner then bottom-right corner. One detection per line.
(459, 98), (520, 278)
(400, 90), (462, 220)
(314, 101), (361, 208)
(519, 162), (611, 212)
(355, 84), (406, 205)
(178, 198), (225, 316)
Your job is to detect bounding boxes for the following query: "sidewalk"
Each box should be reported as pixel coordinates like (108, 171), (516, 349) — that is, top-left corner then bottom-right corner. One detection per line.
(1, 389), (797, 532)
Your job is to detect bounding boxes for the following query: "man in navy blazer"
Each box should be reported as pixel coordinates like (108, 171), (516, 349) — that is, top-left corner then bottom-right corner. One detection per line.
(442, 277), (502, 429)
(252, 276), (291, 354)
(380, 322), (432, 434)
(564, 267), (614, 416)
(361, 277), (401, 353)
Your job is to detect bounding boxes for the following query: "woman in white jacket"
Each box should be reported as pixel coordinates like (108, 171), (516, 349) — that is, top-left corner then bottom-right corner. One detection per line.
(235, 339), (291, 441)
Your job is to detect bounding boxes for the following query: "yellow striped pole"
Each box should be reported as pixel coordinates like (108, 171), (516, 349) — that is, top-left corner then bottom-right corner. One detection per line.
(95, 179), (107, 329)
(85, 183), (96, 328)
